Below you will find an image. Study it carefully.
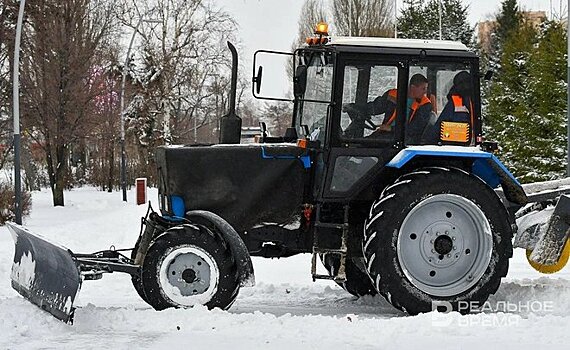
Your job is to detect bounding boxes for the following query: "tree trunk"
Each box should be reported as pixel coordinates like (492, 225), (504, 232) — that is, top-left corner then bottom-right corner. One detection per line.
(106, 140), (114, 193)
(52, 143), (68, 206)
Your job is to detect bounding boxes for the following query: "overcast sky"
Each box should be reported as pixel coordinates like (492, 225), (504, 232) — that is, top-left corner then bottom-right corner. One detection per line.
(216, 0), (561, 100)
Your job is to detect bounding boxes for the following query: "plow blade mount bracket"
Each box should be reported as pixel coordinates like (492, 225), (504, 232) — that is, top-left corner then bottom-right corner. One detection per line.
(528, 195), (570, 265)
(6, 223), (81, 323)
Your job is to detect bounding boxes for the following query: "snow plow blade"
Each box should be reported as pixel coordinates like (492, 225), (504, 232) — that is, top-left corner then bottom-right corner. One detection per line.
(6, 223), (81, 323)
(518, 195), (570, 266)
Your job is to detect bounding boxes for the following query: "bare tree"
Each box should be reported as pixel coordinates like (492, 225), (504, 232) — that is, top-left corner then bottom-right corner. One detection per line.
(120, 0), (237, 149)
(332, 0), (395, 37)
(0, 2), (15, 171)
(294, 0), (329, 47)
(20, 0), (117, 206)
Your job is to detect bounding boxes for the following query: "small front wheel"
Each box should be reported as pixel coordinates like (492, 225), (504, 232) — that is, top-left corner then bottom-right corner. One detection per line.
(141, 224), (240, 310)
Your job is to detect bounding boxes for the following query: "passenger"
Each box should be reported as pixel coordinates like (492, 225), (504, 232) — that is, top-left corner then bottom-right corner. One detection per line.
(427, 71), (474, 145)
(342, 74), (432, 144)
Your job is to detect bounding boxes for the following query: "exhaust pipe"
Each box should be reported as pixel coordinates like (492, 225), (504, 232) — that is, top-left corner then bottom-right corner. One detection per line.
(219, 41), (242, 144)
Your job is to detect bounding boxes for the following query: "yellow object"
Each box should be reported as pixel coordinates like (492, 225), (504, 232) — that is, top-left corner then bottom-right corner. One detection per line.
(526, 240), (570, 274)
(315, 21), (329, 36)
(440, 121), (469, 143)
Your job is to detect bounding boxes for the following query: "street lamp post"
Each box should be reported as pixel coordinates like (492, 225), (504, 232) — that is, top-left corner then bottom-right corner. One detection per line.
(119, 18), (160, 202)
(567, 0), (570, 176)
(438, 0), (442, 40)
(13, 0), (26, 224)
(394, 0), (397, 38)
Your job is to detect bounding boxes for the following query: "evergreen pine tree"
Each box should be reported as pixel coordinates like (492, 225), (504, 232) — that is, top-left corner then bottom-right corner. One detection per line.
(484, 0), (523, 73)
(495, 0), (523, 45)
(397, 0), (474, 46)
(523, 21), (567, 180)
(485, 22), (539, 182)
(397, 0), (426, 39)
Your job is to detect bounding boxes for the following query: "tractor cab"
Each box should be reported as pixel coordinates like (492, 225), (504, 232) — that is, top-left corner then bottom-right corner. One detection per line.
(256, 34), (482, 151)
(253, 32), (485, 202)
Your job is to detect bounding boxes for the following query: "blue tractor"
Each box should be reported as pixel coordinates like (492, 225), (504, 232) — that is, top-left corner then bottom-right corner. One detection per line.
(7, 24), (570, 322)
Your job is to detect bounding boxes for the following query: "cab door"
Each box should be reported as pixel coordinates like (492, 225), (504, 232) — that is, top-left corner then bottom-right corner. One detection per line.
(320, 54), (407, 200)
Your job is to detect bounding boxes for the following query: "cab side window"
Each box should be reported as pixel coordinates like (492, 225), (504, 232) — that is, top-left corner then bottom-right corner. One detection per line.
(434, 69), (475, 145)
(407, 63), (475, 146)
(340, 64), (398, 139)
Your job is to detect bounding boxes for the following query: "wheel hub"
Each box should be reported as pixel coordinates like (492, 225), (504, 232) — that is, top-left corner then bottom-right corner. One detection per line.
(159, 245), (219, 307)
(181, 268), (197, 284)
(434, 235), (453, 255)
(397, 194), (493, 297)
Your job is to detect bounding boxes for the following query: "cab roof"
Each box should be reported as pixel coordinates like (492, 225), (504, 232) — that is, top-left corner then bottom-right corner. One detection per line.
(326, 37), (469, 51)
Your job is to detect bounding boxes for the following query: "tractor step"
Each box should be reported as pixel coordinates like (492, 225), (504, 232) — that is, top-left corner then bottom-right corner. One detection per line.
(311, 204), (349, 282)
(314, 222), (347, 230)
(313, 248), (348, 254)
(311, 273), (347, 282)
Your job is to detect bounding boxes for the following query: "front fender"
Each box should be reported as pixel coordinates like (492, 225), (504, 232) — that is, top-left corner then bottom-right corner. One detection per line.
(185, 210), (255, 287)
(386, 145), (528, 205)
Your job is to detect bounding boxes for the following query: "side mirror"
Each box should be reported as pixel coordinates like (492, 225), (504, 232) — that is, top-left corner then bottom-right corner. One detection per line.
(293, 65), (307, 97)
(253, 66), (263, 94)
(483, 70), (493, 81)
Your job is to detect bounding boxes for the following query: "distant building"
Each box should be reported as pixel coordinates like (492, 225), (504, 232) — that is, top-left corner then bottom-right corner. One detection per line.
(478, 20), (497, 53)
(477, 11), (547, 53)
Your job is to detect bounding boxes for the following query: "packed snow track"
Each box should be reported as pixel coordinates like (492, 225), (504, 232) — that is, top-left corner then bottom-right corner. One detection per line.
(0, 188), (568, 349)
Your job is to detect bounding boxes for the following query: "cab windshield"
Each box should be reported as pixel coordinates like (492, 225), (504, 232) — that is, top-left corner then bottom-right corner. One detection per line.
(295, 51), (334, 143)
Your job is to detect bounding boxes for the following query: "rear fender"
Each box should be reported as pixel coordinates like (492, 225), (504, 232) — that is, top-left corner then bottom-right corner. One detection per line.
(386, 145), (528, 205)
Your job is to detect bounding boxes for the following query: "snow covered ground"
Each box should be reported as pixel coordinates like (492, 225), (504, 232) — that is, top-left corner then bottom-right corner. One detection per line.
(0, 187), (569, 349)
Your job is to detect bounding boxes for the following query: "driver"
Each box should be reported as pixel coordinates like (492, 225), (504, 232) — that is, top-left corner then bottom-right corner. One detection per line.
(343, 73), (432, 144)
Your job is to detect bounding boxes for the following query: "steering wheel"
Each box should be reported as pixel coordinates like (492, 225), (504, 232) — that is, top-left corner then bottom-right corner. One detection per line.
(363, 116), (378, 130)
(343, 103), (378, 131)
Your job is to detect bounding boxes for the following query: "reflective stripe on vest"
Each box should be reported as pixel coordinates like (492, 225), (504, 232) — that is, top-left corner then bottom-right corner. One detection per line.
(452, 95), (469, 113)
(452, 94), (474, 140)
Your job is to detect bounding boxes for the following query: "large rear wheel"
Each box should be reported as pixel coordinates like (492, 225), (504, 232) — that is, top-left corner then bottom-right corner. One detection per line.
(363, 167), (513, 314)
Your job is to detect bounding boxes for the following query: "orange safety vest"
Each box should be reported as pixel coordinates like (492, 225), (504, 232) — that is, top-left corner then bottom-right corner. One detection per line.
(450, 94), (475, 143)
(384, 89), (431, 126)
(450, 95), (474, 132)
